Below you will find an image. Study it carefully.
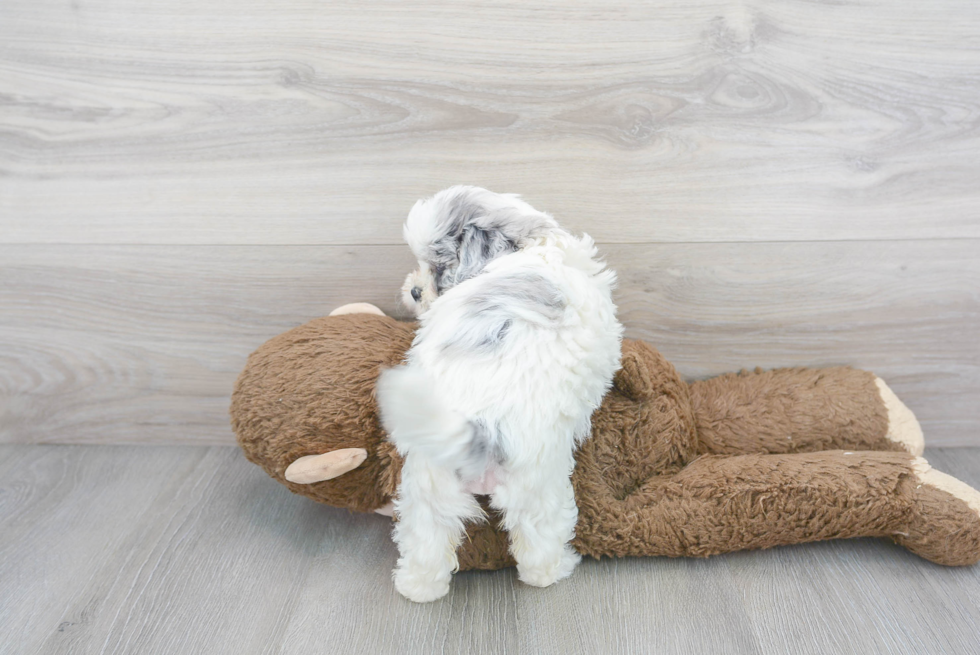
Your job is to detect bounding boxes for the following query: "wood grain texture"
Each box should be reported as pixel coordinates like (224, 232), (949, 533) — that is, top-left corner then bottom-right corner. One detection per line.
(1, 444), (979, 655)
(1, 240), (977, 446)
(2, 0), (979, 244)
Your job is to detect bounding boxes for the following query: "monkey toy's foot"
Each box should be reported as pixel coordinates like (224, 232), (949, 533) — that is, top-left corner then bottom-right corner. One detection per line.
(875, 377), (924, 456)
(894, 458), (980, 566)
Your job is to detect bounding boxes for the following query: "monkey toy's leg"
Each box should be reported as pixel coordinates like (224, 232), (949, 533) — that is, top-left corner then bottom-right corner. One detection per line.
(454, 451), (980, 571)
(688, 367), (923, 457)
(570, 450), (980, 567)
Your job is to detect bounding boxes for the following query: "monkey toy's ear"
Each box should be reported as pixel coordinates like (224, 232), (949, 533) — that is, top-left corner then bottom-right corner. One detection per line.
(613, 352), (654, 401)
(612, 340), (678, 402)
(284, 448), (368, 484)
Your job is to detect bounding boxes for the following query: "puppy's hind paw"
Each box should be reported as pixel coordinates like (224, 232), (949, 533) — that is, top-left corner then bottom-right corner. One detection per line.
(517, 547), (581, 588)
(393, 565), (451, 603)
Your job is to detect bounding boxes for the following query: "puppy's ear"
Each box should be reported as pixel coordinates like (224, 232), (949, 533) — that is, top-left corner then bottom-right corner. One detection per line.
(456, 223), (518, 283)
(408, 186), (559, 291)
(438, 186), (556, 285)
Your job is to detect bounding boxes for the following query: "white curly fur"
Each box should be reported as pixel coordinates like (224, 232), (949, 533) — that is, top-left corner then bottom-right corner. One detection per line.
(377, 186), (623, 602)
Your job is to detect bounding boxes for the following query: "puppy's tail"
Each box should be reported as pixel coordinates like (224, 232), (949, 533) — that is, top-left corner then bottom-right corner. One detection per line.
(376, 366), (474, 465)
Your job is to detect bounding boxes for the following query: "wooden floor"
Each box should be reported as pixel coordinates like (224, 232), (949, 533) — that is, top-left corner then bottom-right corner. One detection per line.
(1, 444), (978, 655)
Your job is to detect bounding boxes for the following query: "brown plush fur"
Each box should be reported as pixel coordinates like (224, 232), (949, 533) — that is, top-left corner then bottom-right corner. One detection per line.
(231, 314), (412, 511)
(231, 314), (980, 570)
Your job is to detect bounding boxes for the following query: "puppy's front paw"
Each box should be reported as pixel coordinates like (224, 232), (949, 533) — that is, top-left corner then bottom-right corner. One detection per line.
(517, 547), (581, 588)
(393, 564), (451, 603)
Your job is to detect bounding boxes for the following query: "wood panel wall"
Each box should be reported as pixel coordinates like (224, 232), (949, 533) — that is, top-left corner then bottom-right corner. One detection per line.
(1, 0), (978, 445)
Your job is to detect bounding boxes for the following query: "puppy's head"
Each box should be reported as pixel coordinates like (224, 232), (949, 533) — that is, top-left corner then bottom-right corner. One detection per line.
(400, 185), (558, 316)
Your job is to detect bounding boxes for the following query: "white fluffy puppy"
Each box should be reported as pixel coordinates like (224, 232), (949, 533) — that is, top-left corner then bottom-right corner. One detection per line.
(377, 186), (622, 603)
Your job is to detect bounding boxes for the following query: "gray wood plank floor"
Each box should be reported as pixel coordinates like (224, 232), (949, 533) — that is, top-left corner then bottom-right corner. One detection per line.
(2, 445), (979, 655)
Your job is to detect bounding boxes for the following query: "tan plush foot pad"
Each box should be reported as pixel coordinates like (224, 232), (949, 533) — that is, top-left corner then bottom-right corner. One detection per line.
(895, 458), (980, 566)
(329, 303), (386, 317)
(875, 378), (925, 456)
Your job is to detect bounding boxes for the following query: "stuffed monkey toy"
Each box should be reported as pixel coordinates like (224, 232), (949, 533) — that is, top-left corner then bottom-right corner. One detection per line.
(231, 304), (980, 570)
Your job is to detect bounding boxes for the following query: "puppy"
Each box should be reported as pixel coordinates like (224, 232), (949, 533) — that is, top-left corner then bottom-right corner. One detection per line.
(377, 186), (622, 602)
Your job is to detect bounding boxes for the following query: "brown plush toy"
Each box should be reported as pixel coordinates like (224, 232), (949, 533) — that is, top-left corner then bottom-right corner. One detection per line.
(231, 304), (980, 571)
